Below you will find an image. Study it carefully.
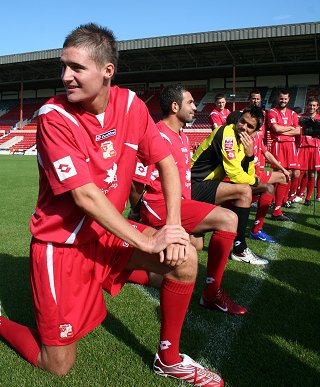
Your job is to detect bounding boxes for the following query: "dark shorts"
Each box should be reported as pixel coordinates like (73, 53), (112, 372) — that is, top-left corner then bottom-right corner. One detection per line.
(191, 180), (221, 205)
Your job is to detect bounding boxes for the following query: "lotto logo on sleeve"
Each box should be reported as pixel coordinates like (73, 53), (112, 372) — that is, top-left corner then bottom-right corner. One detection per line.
(135, 161), (148, 177)
(53, 156), (77, 181)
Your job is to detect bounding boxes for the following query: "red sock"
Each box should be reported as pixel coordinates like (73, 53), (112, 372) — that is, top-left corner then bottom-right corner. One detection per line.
(317, 175), (320, 199)
(252, 193), (273, 234)
(297, 173), (307, 197)
(306, 176), (315, 200)
(202, 230), (236, 300)
(158, 279), (195, 365)
(273, 183), (288, 216)
(0, 317), (41, 366)
(282, 181), (290, 203)
(127, 270), (150, 286)
(289, 177), (299, 201)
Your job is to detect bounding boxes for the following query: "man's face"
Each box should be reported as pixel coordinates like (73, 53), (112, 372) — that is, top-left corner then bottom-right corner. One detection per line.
(249, 93), (261, 107)
(215, 98), (226, 111)
(61, 46), (111, 112)
(277, 93), (290, 109)
(306, 101), (319, 116)
(235, 112), (258, 137)
(176, 91), (197, 124)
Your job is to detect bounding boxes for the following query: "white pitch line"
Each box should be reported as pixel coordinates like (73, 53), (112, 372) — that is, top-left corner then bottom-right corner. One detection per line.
(134, 206), (301, 371)
(195, 208), (302, 369)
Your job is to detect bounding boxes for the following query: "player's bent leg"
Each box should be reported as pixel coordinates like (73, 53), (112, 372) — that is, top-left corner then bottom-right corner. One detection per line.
(190, 235), (204, 251)
(252, 182), (274, 196)
(268, 171), (288, 185)
(215, 182), (251, 207)
(38, 342), (77, 376)
(192, 206), (238, 234)
(126, 226), (197, 282)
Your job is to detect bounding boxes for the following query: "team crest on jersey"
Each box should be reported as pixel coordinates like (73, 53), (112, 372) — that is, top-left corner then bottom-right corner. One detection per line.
(104, 162), (118, 184)
(101, 140), (117, 159)
(96, 129), (116, 142)
(59, 323), (74, 339)
(223, 137), (234, 151)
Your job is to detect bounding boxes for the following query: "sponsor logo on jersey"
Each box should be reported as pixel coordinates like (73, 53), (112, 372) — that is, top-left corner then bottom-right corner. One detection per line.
(53, 156), (77, 181)
(226, 150), (236, 160)
(151, 170), (159, 181)
(96, 129), (116, 142)
(223, 137), (234, 151)
(104, 162), (118, 184)
(59, 323), (74, 338)
(101, 140), (117, 159)
(135, 161), (148, 177)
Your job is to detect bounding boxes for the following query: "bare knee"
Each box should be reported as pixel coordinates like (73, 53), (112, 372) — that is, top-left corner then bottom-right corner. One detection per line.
(38, 343), (77, 376)
(236, 185), (252, 206)
(223, 209), (238, 232)
(292, 170), (300, 179)
(166, 245), (198, 283)
(265, 183), (275, 196)
(190, 235), (204, 251)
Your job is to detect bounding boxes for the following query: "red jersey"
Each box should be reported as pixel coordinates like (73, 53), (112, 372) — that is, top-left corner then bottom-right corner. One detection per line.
(253, 130), (267, 173)
(31, 86), (170, 244)
(209, 108), (231, 129)
(298, 113), (320, 147)
(268, 107), (299, 142)
(134, 120), (191, 201)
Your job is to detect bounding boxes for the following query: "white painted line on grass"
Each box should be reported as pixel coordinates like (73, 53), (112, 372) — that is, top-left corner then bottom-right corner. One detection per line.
(134, 207), (301, 371)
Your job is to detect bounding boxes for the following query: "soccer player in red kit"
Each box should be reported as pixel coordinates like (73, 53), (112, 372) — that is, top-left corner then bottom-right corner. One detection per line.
(131, 84), (246, 315)
(0, 24), (223, 387)
(209, 93), (231, 129)
(247, 90), (291, 241)
(268, 90), (301, 220)
(294, 97), (320, 205)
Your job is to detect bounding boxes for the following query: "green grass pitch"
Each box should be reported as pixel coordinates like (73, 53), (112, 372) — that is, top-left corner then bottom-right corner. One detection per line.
(0, 155), (319, 386)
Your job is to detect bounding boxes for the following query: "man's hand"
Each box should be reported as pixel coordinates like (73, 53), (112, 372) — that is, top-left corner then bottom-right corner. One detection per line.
(281, 168), (291, 183)
(147, 225), (190, 267)
(239, 131), (254, 157)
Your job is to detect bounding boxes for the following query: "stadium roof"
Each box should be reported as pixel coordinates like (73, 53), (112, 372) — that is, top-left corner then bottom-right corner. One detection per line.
(0, 21), (319, 91)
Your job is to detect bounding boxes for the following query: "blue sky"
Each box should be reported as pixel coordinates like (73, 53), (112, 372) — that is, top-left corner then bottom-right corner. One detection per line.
(1, 0), (319, 56)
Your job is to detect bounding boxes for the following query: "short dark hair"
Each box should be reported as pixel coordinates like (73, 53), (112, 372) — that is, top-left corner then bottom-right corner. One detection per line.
(277, 89), (290, 97)
(248, 89), (261, 99)
(214, 93), (227, 102)
(159, 84), (188, 116)
(63, 23), (119, 73)
(240, 105), (264, 131)
(307, 96), (319, 105)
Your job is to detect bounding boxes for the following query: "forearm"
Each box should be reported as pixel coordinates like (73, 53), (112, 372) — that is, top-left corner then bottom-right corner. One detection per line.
(265, 151), (283, 170)
(71, 183), (149, 252)
(272, 124), (300, 135)
(157, 154), (182, 225)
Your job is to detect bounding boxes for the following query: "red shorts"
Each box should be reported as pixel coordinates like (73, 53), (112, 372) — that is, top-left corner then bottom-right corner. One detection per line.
(270, 141), (299, 169)
(256, 170), (272, 183)
(297, 147), (320, 170)
(140, 199), (215, 233)
(30, 221), (147, 346)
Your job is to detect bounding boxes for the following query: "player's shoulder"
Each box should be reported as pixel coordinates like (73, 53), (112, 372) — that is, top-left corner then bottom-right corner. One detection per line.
(38, 94), (74, 118)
